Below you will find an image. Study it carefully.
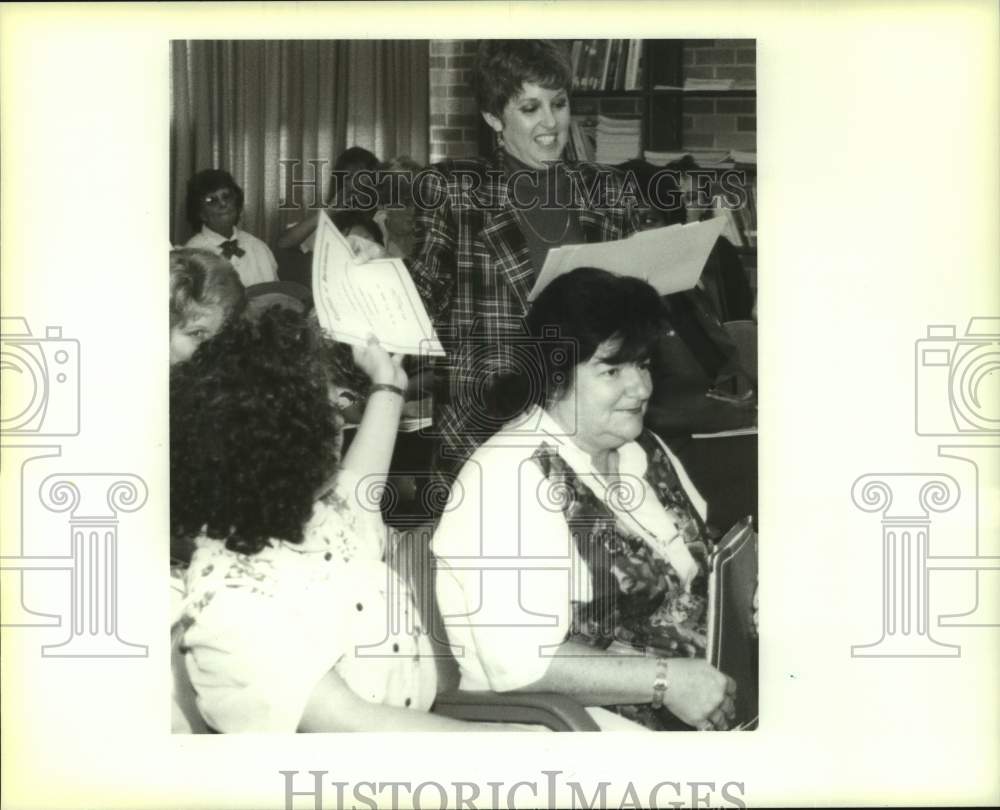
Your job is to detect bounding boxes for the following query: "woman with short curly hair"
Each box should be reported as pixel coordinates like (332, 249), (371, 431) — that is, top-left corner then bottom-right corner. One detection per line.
(168, 247), (246, 365)
(171, 308), (520, 732)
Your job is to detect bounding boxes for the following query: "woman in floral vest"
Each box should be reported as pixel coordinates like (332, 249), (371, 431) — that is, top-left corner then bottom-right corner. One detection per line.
(433, 268), (743, 731)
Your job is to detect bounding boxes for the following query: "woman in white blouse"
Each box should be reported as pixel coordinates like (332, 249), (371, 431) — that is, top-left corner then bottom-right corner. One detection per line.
(432, 268), (740, 731)
(170, 307), (519, 732)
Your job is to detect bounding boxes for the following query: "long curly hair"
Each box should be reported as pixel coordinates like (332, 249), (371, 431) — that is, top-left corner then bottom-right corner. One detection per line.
(170, 307), (341, 558)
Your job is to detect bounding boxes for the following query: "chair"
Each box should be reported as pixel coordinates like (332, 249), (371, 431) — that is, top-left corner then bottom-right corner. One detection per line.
(721, 319), (757, 384)
(385, 526), (599, 731)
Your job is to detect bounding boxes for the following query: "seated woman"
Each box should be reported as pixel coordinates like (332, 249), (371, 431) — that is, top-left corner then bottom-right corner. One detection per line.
(184, 168), (279, 288)
(276, 146), (383, 254)
(432, 268), (741, 732)
(168, 247), (246, 365)
(171, 308), (519, 732)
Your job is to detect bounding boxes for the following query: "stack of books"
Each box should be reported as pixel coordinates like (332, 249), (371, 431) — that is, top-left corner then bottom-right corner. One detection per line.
(595, 115), (641, 164)
(569, 118), (597, 162)
(643, 149), (757, 169)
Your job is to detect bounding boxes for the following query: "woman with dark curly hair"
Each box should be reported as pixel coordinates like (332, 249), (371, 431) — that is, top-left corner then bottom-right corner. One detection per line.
(171, 308), (520, 732)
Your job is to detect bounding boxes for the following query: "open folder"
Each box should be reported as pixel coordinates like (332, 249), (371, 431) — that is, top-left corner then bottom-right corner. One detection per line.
(706, 515), (758, 729)
(527, 215), (727, 302)
(311, 210), (444, 356)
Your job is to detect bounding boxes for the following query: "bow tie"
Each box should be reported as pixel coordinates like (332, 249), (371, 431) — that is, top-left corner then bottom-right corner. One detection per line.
(219, 239), (245, 259)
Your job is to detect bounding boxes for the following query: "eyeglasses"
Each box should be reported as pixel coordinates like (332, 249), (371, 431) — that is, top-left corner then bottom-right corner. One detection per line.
(200, 189), (237, 208)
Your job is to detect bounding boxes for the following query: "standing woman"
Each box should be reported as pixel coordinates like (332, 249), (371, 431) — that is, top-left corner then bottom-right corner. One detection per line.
(407, 40), (641, 488)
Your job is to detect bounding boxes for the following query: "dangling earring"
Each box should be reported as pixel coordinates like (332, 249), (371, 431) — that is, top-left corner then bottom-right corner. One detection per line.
(494, 128), (505, 151)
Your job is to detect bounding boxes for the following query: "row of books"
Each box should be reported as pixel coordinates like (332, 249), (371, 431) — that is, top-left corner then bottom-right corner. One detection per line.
(569, 39), (644, 92)
(644, 149), (757, 168)
(653, 78), (757, 92)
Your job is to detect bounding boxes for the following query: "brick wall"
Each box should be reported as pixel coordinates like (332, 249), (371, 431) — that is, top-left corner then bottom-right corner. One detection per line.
(426, 39), (756, 162)
(428, 40), (480, 163)
(681, 39), (756, 152)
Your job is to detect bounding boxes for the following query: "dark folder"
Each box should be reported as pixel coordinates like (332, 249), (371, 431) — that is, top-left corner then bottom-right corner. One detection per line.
(706, 516), (758, 729)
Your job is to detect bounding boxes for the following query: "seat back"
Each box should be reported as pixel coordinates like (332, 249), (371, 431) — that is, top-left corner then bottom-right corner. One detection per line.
(722, 319), (757, 383)
(385, 524), (461, 693)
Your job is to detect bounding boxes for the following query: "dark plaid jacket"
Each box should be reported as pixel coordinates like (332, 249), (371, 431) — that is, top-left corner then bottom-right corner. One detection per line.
(407, 151), (641, 475)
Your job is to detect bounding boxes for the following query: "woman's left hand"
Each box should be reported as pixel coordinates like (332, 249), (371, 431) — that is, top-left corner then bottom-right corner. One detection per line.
(351, 335), (407, 389)
(346, 234), (387, 262)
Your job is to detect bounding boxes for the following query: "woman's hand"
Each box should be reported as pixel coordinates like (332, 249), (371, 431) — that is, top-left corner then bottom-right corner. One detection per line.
(661, 658), (737, 731)
(351, 335), (407, 389)
(346, 233), (387, 262)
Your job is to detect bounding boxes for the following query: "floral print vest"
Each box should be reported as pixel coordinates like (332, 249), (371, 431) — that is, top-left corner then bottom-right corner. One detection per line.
(531, 432), (712, 729)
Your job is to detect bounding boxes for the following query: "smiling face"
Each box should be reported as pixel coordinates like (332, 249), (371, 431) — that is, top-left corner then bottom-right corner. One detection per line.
(169, 306), (225, 366)
(484, 81), (570, 169)
(198, 186), (240, 238)
(548, 337), (653, 457)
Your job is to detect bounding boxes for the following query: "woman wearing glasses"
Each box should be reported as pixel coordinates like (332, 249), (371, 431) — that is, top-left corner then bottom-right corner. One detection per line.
(184, 168), (279, 287)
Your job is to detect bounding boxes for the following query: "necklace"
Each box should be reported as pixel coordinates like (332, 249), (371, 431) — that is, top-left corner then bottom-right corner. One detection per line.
(514, 206), (574, 246)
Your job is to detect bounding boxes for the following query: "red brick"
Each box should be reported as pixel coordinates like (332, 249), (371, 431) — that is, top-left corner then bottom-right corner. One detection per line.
(714, 39), (753, 48)
(683, 66), (715, 80)
(715, 65), (755, 81)
(447, 55), (474, 69)
(463, 40), (479, 55)
(429, 69), (448, 86)
(429, 56), (446, 69)
(432, 127), (463, 141)
(688, 114), (737, 132)
(430, 113), (447, 126)
(737, 115), (756, 132)
(445, 84), (474, 98)
(445, 141), (473, 157)
(736, 48), (755, 65)
(695, 48), (734, 65)
(715, 132), (756, 151)
(682, 114), (694, 131)
(681, 132), (716, 149)
(683, 48), (695, 66)
(716, 98), (755, 114)
(447, 113), (478, 128)
(433, 40), (464, 56)
(684, 98), (715, 114)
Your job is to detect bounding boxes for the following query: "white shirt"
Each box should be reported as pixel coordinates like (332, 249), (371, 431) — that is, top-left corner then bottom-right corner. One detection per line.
(179, 470), (436, 732)
(185, 225), (279, 287)
(431, 406), (706, 693)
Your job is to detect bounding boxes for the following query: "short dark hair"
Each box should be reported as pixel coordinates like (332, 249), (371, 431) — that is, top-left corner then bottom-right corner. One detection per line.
(170, 307), (341, 558)
(184, 169), (245, 231)
(473, 40), (572, 117)
(169, 247), (246, 329)
(489, 268), (666, 419)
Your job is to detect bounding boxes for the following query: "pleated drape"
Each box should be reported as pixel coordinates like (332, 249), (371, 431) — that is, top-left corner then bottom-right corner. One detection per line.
(169, 40), (429, 246)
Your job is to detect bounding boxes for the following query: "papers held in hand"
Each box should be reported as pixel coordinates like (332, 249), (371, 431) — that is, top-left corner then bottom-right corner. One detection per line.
(311, 210), (444, 356)
(527, 215), (727, 302)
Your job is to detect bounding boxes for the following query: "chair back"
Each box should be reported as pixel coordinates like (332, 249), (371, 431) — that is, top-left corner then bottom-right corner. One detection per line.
(722, 319), (757, 383)
(385, 525), (462, 693)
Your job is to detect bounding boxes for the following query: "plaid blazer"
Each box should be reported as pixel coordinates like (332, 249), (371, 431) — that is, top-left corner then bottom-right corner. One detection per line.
(407, 151), (641, 474)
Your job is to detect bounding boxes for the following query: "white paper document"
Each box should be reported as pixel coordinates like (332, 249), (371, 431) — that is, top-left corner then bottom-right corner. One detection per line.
(527, 215), (727, 301)
(311, 210), (444, 356)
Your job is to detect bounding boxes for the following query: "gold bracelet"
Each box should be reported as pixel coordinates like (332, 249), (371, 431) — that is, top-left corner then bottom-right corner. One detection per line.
(651, 657), (670, 709)
(369, 383), (405, 399)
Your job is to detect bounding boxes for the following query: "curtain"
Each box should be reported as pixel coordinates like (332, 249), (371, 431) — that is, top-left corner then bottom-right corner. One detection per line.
(170, 40), (429, 246)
